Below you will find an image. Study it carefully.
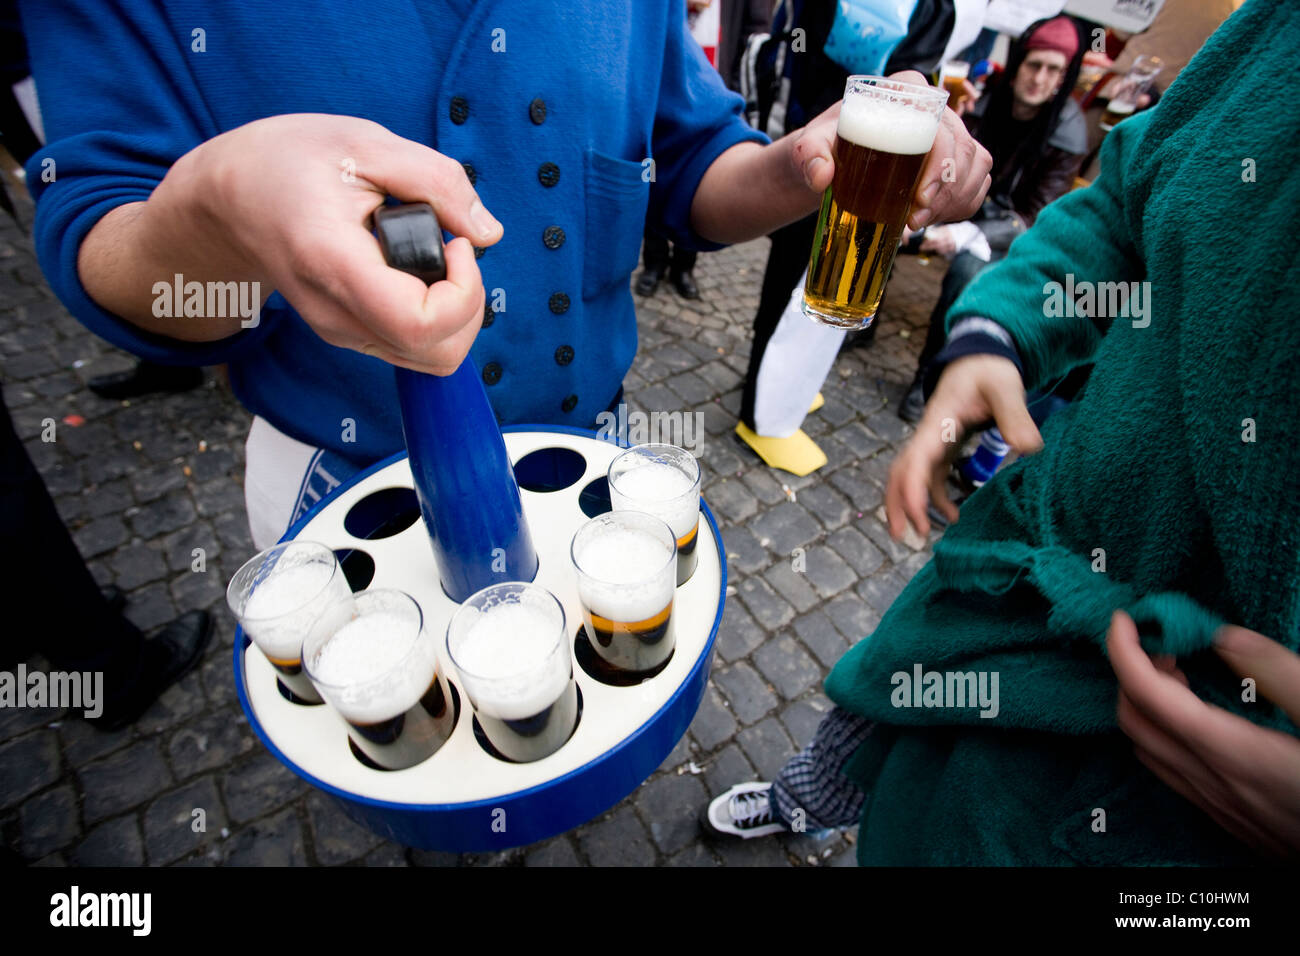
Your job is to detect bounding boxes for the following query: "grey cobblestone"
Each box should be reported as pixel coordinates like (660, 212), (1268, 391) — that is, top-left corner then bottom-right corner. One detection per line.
(713, 661), (777, 726)
(749, 501), (821, 555)
(79, 740), (172, 825)
(827, 526), (888, 577)
(688, 683), (738, 751)
(19, 785), (79, 859)
(803, 545), (858, 599)
(525, 835), (581, 867)
(577, 807), (656, 867)
(0, 731), (61, 810)
(634, 771), (709, 855)
(72, 815), (144, 866)
(143, 776), (226, 865)
(753, 636), (823, 701)
(736, 575), (794, 631)
(793, 610), (851, 670)
(762, 560), (820, 614)
(221, 808), (307, 866)
(736, 716), (796, 783)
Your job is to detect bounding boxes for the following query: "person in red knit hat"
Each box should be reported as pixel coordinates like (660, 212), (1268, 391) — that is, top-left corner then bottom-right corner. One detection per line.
(897, 15), (1089, 425)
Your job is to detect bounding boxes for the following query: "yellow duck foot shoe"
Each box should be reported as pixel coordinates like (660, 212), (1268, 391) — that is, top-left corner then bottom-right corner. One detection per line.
(734, 423), (828, 477)
(808, 392), (825, 413)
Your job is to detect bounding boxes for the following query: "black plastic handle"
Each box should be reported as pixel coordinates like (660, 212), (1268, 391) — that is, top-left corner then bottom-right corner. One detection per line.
(373, 203), (447, 285)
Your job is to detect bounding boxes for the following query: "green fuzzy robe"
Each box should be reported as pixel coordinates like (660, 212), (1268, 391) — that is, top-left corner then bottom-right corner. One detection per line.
(825, 0), (1300, 865)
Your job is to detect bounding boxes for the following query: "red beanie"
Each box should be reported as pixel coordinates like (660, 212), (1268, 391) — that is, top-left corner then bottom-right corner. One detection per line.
(1024, 17), (1079, 60)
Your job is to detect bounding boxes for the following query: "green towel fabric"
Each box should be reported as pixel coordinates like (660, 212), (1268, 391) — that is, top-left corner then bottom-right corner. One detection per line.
(825, 0), (1300, 865)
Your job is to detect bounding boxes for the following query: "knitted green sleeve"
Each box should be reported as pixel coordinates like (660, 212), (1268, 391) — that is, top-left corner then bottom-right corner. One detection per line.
(946, 110), (1151, 391)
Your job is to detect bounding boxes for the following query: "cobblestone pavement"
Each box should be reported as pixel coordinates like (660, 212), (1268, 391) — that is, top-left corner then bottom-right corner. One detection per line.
(0, 192), (949, 867)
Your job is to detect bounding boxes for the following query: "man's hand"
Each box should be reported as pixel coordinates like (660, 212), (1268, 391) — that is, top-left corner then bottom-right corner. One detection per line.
(919, 225), (957, 257)
(79, 114), (502, 376)
(884, 353), (1042, 539)
(1108, 610), (1300, 858)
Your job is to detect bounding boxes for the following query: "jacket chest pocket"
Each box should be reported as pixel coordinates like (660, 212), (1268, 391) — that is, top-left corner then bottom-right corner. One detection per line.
(583, 148), (651, 301)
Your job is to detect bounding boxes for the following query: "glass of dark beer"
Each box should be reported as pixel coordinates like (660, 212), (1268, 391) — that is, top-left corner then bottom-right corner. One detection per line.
(607, 443), (701, 587)
(227, 541), (353, 704)
(571, 511), (677, 677)
(302, 589), (453, 771)
(803, 75), (948, 329)
(445, 582), (579, 763)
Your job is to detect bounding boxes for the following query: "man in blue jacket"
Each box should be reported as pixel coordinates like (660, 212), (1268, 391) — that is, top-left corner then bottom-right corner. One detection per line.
(19, 1), (990, 547)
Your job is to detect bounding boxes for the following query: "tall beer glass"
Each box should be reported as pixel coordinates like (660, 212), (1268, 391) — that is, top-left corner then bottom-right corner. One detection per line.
(303, 589), (452, 771)
(803, 76), (948, 329)
(227, 541), (352, 704)
(607, 443), (701, 586)
(939, 61), (971, 110)
(446, 582), (578, 763)
(571, 511), (677, 677)
(1099, 55), (1162, 131)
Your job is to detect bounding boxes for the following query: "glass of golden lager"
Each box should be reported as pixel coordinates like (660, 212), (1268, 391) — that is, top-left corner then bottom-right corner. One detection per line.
(571, 511), (677, 677)
(303, 589), (454, 771)
(939, 61), (971, 110)
(227, 541), (353, 705)
(607, 443), (701, 587)
(803, 76), (948, 330)
(446, 582), (578, 763)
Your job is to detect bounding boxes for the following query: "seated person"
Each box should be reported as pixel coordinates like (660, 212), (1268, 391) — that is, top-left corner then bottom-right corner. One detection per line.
(899, 15), (1087, 424)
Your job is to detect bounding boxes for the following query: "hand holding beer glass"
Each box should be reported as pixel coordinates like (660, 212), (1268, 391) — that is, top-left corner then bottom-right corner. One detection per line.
(803, 76), (950, 330)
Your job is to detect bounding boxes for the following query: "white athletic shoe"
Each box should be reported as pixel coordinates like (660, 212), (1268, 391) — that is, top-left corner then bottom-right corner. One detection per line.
(700, 782), (788, 839)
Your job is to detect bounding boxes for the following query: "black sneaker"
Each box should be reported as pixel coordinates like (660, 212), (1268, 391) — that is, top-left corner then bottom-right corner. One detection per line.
(700, 782), (788, 839)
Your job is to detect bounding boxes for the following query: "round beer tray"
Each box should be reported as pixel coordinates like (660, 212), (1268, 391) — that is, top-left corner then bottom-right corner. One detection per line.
(234, 426), (726, 851)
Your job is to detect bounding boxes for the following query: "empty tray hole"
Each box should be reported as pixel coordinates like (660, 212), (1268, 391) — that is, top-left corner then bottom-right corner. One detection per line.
(343, 487), (421, 539)
(333, 548), (376, 591)
(276, 677), (323, 706)
(577, 476), (612, 517)
(514, 447), (587, 493)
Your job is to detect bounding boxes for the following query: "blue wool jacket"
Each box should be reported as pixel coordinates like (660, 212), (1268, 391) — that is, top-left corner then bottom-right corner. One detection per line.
(20, 0), (766, 464)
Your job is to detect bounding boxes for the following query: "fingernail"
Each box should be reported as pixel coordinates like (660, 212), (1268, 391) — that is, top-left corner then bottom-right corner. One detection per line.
(911, 208), (932, 228)
(804, 156), (825, 188)
(470, 199), (501, 240)
(919, 181), (940, 203)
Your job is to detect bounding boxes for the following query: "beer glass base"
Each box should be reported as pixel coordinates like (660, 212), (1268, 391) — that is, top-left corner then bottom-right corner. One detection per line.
(801, 297), (876, 331)
(275, 677), (323, 706)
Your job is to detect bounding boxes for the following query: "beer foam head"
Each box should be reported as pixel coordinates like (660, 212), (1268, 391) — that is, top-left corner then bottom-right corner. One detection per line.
(240, 561), (338, 659)
(837, 94), (942, 156)
(452, 602), (570, 720)
(609, 460), (700, 536)
(574, 524), (675, 623)
(307, 605), (436, 723)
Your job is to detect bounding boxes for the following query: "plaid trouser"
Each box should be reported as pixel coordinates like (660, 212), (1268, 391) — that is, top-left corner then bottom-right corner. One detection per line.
(770, 705), (875, 830)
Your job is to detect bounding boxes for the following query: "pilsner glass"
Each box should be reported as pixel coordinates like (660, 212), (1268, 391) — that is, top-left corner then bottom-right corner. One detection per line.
(803, 75), (948, 329)
(571, 511), (677, 677)
(446, 582), (578, 763)
(1099, 55), (1163, 131)
(939, 61), (971, 110)
(303, 589), (452, 771)
(607, 443), (701, 586)
(227, 541), (352, 704)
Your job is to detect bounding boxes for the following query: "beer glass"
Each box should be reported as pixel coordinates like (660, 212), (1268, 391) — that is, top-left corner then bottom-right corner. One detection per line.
(446, 582), (578, 763)
(303, 589), (453, 771)
(803, 76), (948, 329)
(607, 443), (701, 586)
(227, 541), (352, 704)
(571, 511), (677, 676)
(1099, 55), (1163, 131)
(939, 61), (971, 110)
